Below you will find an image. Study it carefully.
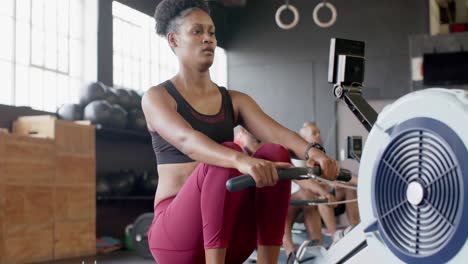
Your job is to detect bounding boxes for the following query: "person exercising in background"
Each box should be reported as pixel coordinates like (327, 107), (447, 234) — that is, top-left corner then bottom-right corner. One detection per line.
(285, 122), (359, 255)
(233, 126), (262, 155)
(300, 122), (359, 228)
(142, 1), (340, 263)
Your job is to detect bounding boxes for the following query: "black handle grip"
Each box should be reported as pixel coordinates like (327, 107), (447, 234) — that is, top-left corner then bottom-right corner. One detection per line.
(226, 167), (317, 192)
(225, 175), (257, 192)
(226, 166), (352, 192)
(336, 168), (352, 182)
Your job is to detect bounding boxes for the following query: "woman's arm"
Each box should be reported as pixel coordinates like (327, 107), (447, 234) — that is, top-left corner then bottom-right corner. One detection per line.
(230, 90), (339, 180)
(142, 86), (290, 187)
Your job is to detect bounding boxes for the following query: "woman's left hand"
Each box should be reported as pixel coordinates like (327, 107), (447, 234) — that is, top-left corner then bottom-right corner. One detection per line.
(305, 148), (340, 181)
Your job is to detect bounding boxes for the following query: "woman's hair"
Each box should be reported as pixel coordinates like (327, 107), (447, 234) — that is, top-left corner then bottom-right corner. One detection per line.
(154, 0), (210, 36)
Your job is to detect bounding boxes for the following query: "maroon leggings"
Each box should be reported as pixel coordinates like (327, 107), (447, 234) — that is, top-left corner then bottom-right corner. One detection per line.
(148, 142), (291, 264)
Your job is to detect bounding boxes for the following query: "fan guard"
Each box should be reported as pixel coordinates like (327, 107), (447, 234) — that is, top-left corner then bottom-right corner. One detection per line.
(372, 117), (467, 263)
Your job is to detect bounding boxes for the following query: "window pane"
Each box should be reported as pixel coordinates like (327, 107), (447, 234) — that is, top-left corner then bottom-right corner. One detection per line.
(15, 64), (30, 106)
(31, 0), (45, 30)
(58, 36), (69, 72)
(131, 59), (140, 89)
(130, 26), (141, 59)
(0, 0), (14, 17)
(112, 1), (126, 18)
(113, 18), (122, 52)
(113, 69), (122, 87)
(141, 61), (150, 90)
(57, 74), (70, 104)
(16, 0), (31, 22)
(69, 77), (81, 104)
(69, 0), (83, 38)
(31, 28), (45, 66)
(15, 21), (31, 65)
(121, 22), (130, 57)
(44, 32), (58, 70)
(151, 62), (159, 85)
(0, 16), (14, 61)
(43, 71), (57, 112)
(7, 0), (88, 112)
(123, 56), (132, 88)
(69, 39), (82, 77)
(57, 0), (70, 36)
(0, 61), (13, 105)
(114, 53), (122, 71)
(44, 0), (58, 34)
(29, 67), (44, 110)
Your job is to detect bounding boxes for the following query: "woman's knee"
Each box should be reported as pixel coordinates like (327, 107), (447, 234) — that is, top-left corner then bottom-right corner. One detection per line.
(222, 141), (243, 152)
(199, 142), (242, 180)
(253, 143), (290, 162)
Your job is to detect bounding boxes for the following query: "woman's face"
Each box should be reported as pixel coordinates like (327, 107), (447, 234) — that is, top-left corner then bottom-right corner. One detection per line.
(171, 8), (217, 70)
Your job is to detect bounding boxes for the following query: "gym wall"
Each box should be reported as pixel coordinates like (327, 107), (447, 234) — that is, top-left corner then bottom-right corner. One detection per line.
(336, 99), (394, 176)
(224, 0), (429, 158)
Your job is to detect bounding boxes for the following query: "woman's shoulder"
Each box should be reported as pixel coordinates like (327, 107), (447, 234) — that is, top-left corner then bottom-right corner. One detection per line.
(226, 89), (257, 105)
(144, 82), (171, 97)
(226, 89), (248, 99)
(142, 83), (175, 107)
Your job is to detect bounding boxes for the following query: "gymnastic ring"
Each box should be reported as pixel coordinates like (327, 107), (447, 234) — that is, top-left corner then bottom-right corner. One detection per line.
(275, 4), (300, 30)
(312, 2), (337, 28)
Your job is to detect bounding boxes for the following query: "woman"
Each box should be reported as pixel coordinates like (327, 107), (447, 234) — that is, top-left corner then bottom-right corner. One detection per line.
(142, 0), (340, 263)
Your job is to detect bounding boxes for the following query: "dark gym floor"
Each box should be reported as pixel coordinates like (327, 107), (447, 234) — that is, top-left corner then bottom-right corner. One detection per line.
(38, 251), (258, 264)
(38, 251), (155, 264)
(39, 231), (330, 264)
(40, 250), (286, 264)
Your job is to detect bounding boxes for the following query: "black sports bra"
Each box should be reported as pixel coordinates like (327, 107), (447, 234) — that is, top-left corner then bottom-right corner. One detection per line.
(150, 80), (236, 164)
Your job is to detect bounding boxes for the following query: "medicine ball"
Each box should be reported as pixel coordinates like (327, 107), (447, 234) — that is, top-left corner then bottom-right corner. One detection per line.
(110, 104), (128, 129)
(128, 90), (142, 109)
(114, 88), (132, 110)
(83, 100), (113, 127)
(104, 86), (119, 105)
(127, 109), (147, 131)
(56, 103), (83, 121)
(80, 82), (106, 106)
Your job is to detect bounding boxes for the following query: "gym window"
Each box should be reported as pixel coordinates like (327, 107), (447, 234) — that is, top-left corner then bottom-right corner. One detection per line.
(0, 0), (96, 112)
(112, 1), (227, 92)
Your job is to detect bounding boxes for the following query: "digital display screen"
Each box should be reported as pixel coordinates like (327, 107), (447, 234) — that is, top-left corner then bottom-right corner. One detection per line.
(423, 51), (468, 86)
(353, 138), (362, 150)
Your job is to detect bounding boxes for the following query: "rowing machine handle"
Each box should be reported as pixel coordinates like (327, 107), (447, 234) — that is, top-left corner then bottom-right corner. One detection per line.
(226, 166), (352, 192)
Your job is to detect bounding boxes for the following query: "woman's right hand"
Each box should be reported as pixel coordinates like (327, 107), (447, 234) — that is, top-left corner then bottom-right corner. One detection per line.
(235, 155), (292, 188)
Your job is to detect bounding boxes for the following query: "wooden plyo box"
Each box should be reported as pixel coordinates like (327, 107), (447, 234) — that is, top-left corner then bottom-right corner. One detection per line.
(0, 135), (55, 264)
(1, 116), (96, 264)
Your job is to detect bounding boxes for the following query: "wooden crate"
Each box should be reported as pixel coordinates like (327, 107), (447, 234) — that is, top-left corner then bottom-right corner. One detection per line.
(13, 115), (95, 156)
(0, 134), (55, 264)
(12, 115), (57, 139)
(54, 219), (96, 259)
(0, 134), (55, 185)
(1, 116), (97, 263)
